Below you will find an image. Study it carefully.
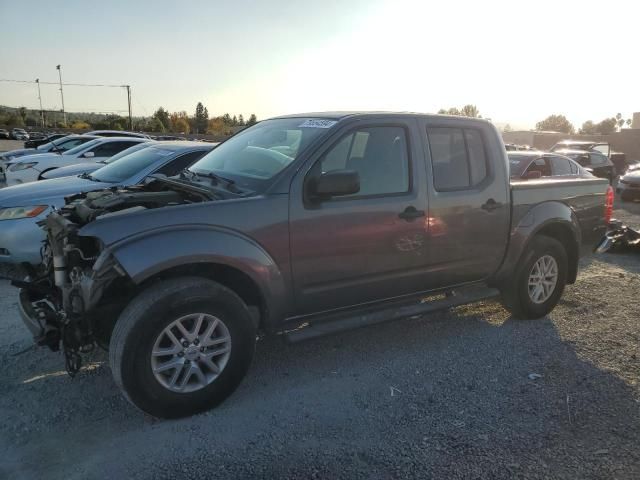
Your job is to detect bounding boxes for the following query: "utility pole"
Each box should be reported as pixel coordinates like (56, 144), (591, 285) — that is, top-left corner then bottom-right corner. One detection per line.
(56, 65), (67, 126)
(125, 85), (132, 130)
(35, 79), (45, 127)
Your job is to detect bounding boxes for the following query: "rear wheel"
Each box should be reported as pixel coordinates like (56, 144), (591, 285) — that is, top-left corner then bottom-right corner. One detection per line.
(501, 235), (568, 319)
(109, 276), (256, 418)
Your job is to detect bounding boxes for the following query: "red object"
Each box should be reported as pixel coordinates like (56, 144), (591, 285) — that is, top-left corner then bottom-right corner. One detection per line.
(604, 185), (614, 224)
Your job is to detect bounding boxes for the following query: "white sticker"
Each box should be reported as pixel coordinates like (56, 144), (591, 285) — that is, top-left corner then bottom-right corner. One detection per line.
(298, 119), (338, 129)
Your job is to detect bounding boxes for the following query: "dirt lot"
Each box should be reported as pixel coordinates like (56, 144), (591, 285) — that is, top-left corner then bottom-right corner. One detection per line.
(0, 148), (639, 478)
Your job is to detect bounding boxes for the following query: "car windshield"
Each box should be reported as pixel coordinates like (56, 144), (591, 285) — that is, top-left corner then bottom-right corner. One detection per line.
(508, 154), (536, 177)
(91, 146), (175, 183)
(63, 139), (101, 156)
(188, 118), (336, 189)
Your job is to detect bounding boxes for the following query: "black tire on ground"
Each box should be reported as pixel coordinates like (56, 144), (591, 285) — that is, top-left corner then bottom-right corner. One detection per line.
(620, 192), (633, 202)
(109, 276), (256, 418)
(500, 235), (568, 320)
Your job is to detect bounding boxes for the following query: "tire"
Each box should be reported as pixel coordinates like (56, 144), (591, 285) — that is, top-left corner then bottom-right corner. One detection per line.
(500, 235), (568, 319)
(620, 192), (633, 202)
(109, 276), (256, 418)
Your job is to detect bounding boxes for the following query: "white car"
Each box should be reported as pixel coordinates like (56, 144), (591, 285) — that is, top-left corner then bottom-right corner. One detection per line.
(4, 137), (150, 186)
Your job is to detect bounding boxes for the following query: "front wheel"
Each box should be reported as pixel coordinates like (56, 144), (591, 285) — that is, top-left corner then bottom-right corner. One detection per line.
(109, 277), (256, 418)
(500, 235), (568, 319)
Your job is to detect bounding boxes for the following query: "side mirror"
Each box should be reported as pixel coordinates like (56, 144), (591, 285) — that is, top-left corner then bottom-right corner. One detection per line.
(308, 169), (360, 200)
(522, 170), (542, 180)
(83, 151), (95, 159)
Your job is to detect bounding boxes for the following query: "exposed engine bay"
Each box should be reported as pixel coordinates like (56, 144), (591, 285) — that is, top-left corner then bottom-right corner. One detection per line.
(15, 178), (217, 375)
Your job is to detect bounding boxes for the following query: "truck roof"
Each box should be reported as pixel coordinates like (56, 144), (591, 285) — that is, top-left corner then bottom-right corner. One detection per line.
(272, 111), (493, 123)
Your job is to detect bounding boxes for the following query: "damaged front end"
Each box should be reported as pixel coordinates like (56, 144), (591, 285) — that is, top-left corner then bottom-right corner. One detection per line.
(16, 181), (212, 375)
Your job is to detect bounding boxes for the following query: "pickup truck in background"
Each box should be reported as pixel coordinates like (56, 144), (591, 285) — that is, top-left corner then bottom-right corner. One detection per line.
(15, 112), (611, 418)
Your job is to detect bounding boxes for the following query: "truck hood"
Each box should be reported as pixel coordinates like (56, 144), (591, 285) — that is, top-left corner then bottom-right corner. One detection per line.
(0, 176), (113, 207)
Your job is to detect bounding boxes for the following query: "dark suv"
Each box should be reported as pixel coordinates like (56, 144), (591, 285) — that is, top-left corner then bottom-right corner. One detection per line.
(553, 149), (615, 183)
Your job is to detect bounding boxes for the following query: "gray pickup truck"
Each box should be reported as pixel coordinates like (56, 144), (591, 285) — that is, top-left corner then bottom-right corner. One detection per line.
(16, 112), (610, 418)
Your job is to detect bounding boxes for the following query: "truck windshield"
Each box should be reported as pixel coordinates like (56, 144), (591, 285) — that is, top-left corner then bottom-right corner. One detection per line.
(189, 118), (336, 189)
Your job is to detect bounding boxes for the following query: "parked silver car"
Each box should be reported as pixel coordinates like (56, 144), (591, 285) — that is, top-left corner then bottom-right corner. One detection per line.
(0, 142), (212, 264)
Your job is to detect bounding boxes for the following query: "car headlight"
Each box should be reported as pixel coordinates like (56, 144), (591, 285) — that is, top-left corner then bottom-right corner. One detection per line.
(0, 205), (48, 221)
(8, 162), (38, 172)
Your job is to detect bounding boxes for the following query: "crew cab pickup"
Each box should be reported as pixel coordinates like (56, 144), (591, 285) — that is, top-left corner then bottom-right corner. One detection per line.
(16, 112), (611, 418)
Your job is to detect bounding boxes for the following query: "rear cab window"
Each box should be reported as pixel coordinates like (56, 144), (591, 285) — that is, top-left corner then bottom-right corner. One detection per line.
(426, 127), (489, 190)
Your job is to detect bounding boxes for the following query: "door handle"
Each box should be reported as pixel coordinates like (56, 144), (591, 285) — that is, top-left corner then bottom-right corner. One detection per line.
(481, 198), (502, 212)
(398, 206), (425, 220)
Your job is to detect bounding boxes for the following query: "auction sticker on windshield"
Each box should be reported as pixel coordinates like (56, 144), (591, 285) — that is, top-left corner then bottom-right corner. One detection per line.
(299, 119), (338, 128)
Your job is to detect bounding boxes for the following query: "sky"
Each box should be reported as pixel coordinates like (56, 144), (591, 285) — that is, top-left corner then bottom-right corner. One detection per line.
(0, 0), (637, 129)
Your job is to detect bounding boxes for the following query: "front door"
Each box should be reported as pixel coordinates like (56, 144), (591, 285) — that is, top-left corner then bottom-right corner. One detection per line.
(289, 120), (430, 315)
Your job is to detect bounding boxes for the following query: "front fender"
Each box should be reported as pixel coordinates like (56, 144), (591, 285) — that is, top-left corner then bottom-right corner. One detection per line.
(94, 225), (289, 326)
(492, 201), (580, 285)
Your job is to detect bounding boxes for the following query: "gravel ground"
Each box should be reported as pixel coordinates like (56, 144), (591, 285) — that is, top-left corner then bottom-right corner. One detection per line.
(0, 156), (639, 478)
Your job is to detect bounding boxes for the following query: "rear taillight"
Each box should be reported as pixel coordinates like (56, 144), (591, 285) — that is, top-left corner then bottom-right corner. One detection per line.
(604, 185), (614, 224)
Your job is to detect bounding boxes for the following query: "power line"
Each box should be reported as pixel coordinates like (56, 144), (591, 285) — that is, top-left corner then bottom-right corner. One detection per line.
(0, 78), (129, 88)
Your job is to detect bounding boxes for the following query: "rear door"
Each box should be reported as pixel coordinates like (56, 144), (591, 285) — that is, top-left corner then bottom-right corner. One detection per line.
(289, 118), (431, 315)
(420, 119), (510, 287)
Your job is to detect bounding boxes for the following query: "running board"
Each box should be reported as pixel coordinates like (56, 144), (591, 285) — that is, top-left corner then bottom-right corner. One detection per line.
(283, 285), (500, 343)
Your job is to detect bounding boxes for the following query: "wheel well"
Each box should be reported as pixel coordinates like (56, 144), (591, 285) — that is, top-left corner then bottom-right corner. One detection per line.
(535, 224), (579, 284)
(37, 167), (58, 180)
(138, 263), (267, 328)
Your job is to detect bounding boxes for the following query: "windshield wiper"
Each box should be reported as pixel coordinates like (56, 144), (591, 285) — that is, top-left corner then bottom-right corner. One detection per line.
(180, 169), (241, 193)
(78, 172), (100, 181)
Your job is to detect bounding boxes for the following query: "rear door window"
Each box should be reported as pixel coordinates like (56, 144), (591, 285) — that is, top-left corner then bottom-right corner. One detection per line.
(427, 127), (489, 190)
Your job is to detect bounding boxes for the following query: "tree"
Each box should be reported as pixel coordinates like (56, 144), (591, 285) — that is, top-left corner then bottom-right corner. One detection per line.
(7, 113), (25, 127)
(460, 104), (481, 118)
(170, 111), (190, 133)
(221, 113), (233, 126)
(437, 105), (481, 118)
(626, 118), (633, 128)
(438, 107), (460, 116)
(246, 114), (258, 126)
(153, 107), (171, 131)
(579, 120), (596, 134)
(535, 115), (574, 134)
(194, 102), (209, 133)
(238, 114), (245, 126)
(594, 117), (617, 135)
(503, 123), (512, 133)
(71, 121), (91, 129)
